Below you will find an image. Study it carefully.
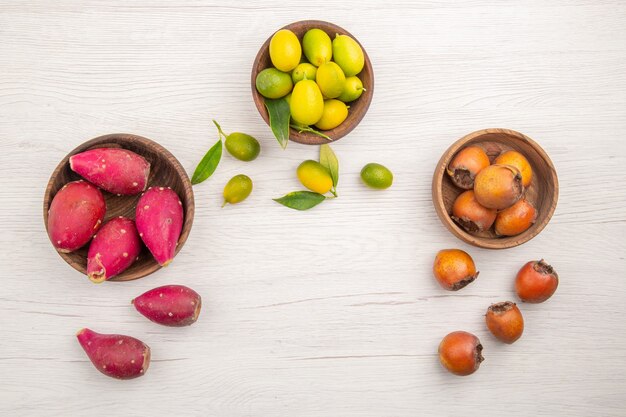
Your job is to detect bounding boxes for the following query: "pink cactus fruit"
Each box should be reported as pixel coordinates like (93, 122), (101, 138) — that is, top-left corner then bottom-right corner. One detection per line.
(87, 217), (142, 283)
(76, 328), (150, 380)
(132, 285), (202, 327)
(69, 148), (150, 195)
(135, 187), (184, 266)
(47, 180), (106, 253)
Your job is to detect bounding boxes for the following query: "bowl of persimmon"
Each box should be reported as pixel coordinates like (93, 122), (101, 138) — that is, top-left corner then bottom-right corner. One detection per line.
(432, 128), (558, 249)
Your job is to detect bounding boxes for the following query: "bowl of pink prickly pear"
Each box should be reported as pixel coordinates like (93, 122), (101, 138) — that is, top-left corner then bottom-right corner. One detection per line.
(43, 134), (194, 282)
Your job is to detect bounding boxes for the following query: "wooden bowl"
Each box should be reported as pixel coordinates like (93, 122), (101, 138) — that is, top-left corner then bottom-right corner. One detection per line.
(43, 134), (195, 281)
(432, 128), (558, 249)
(251, 20), (374, 145)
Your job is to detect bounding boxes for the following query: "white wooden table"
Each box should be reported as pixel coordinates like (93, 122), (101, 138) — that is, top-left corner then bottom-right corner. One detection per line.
(1, 1), (625, 416)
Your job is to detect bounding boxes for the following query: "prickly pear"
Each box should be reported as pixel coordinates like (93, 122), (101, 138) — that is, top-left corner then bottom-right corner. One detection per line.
(76, 328), (150, 380)
(132, 285), (201, 327)
(70, 148), (150, 195)
(47, 181), (106, 253)
(135, 187), (183, 266)
(87, 217), (142, 283)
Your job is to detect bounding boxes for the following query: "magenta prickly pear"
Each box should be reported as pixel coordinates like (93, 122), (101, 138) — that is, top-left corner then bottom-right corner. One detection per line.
(132, 285), (202, 327)
(87, 217), (142, 283)
(47, 180), (106, 253)
(135, 187), (183, 266)
(69, 148), (150, 195)
(76, 328), (150, 380)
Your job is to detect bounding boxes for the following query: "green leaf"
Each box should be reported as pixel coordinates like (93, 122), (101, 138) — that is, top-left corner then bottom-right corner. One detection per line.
(273, 191), (326, 211)
(319, 144), (339, 188)
(191, 139), (222, 185)
(290, 123), (332, 141)
(264, 98), (290, 149)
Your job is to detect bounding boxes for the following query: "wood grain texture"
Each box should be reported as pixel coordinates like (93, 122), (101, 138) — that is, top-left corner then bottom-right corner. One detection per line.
(1, 1), (626, 416)
(433, 128), (558, 249)
(251, 20), (374, 145)
(43, 134), (195, 281)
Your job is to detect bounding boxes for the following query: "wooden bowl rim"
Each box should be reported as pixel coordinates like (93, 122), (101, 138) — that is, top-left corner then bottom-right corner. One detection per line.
(432, 128), (559, 249)
(43, 133), (195, 281)
(251, 19), (374, 145)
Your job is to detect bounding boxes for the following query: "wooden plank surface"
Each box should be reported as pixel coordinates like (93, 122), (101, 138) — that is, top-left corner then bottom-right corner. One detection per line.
(1, 1), (625, 416)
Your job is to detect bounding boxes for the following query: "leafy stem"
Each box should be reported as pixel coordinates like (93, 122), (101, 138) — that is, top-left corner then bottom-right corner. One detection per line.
(290, 124), (332, 141)
(212, 119), (228, 140)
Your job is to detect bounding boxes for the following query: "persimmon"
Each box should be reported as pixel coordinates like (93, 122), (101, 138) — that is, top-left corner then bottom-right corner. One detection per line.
(446, 146), (490, 189)
(474, 164), (524, 210)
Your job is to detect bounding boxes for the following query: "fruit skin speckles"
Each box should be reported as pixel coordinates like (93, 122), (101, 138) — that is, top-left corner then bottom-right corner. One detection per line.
(135, 187), (183, 266)
(87, 217), (142, 283)
(433, 249), (479, 291)
(47, 181), (106, 253)
(473, 164), (524, 210)
(76, 328), (150, 380)
(69, 148), (150, 195)
(132, 285), (202, 327)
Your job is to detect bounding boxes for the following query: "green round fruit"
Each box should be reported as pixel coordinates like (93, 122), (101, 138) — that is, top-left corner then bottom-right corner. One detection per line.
(297, 160), (333, 194)
(360, 163), (393, 189)
(316, 62), (346, 99)
(269, 29), (301, 72)
(338, 76), (364, 102)
(223, 174), (253, 206)
(292, 63), (317, 83)
(256, 68), (293, 99)
(332, 34), (364, 77)
(290, 79), (324, 125)
(225, 133), (260, 162)
(315, 99), (348, 130)
(302, 28), (332, 66)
